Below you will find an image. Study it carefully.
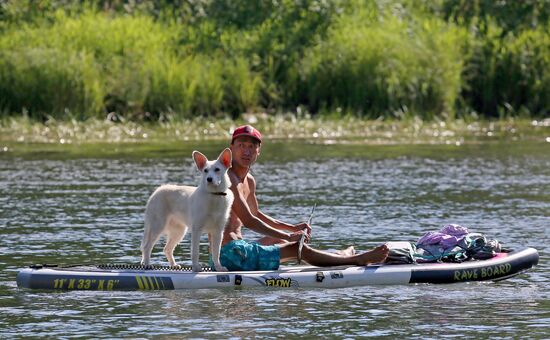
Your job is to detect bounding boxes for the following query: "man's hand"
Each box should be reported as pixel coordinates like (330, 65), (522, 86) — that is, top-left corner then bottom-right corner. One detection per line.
(287, 229), (310, 243)
(293, 222), (312, 238)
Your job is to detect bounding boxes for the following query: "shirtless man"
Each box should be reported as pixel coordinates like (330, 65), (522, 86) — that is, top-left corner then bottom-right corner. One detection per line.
(213, 125), (389, 271)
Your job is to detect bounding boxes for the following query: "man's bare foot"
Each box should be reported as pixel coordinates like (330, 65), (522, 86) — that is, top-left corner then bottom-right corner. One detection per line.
(335, 246), (355, 256)
(356, 244), (389, 266)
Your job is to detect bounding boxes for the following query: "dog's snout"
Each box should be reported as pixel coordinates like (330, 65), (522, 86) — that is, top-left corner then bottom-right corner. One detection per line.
(207, 177), (213, 183)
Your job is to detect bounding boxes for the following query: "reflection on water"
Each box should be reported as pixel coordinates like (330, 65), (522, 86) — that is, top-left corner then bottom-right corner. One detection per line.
(0, 141), (548, 337)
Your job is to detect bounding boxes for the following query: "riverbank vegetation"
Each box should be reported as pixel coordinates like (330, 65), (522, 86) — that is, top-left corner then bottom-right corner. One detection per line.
(2, 115), (549, 146)
(0, 0), (549, 122)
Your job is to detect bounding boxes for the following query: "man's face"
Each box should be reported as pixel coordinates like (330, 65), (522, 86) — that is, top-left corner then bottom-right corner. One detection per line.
(230, 136), (261, 167)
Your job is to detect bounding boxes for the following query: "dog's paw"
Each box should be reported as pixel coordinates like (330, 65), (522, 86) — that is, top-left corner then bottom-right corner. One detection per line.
(192, 264), (202, 272)
(215, 265), (229, 272)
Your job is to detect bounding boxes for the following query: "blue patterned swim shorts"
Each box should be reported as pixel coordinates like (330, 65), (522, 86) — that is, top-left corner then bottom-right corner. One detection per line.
(209, 239), (280, 271)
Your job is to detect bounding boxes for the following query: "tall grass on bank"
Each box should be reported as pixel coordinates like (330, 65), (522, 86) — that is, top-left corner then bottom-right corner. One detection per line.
(299, 9), (468, 119)
(0, 0), (549, 121)
(0, 48), (103, 119)
(0, 10), (262, 120)
(144, 55), (261, 117)
(462, 21), (550, 117)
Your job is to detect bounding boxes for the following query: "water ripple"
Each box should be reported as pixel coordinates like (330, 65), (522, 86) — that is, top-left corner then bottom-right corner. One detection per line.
(0, 143), (548, 337)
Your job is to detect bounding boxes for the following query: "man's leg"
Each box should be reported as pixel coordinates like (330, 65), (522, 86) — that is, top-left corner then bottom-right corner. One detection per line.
(257, 236), (288, 246)
(278, 242), (388, 266)
(259, 235), (355, 255)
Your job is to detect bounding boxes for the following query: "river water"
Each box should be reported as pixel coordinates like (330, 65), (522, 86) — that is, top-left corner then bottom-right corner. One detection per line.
(0, 141), (548, 338)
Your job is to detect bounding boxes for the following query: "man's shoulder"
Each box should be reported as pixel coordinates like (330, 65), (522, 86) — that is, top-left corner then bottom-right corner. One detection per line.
(246, 173), (256, 186)
(227, 169), (255, 187)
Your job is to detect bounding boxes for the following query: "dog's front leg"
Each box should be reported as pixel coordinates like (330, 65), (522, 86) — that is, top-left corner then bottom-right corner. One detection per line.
(210, 232), (228, 272)
(191, 227), (203, 272)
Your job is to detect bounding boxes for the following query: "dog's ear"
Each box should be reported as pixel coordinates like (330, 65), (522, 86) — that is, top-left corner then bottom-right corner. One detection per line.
(218, 148), (232, 168)
(192, 151), (208, 171)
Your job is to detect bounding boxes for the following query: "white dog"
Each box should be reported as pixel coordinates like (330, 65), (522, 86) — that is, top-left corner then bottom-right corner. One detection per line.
(140, 148), (234, 272)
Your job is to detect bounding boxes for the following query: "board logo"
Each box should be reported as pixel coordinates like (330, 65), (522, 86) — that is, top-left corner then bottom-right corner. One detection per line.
(330, 271), (344, 279)
(265, 277), (292, 287)
(453, 263), (512, 281)
(216, 275), (230, 283)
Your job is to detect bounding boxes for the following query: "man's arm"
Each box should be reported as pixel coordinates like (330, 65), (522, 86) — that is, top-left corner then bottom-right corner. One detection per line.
(248, 176), (312, 235)
(230, 177), (308, 242)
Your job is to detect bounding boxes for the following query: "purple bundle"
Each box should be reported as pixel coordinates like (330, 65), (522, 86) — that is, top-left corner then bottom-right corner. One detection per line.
(416, 224), (469, 249)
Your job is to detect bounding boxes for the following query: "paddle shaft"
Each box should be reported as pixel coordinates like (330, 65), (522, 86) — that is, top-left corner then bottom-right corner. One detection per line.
(298, 203), (316, 264)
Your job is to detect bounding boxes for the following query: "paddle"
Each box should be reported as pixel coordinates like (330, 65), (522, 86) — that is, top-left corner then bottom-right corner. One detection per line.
(297, 203), (316, 264)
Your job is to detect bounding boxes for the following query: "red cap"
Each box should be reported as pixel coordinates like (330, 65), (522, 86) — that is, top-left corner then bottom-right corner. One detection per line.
(231, 125), (262, 143)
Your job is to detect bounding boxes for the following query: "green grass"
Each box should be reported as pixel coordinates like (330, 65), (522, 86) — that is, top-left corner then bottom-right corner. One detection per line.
(0, 9), (262, 120)
(299, 11), (468, 119)
(0, 1), (548, 120)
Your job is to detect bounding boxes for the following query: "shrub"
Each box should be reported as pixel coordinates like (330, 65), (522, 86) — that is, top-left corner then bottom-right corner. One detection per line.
(300, 10), (468, 118)
(0, 48), (103, 119)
